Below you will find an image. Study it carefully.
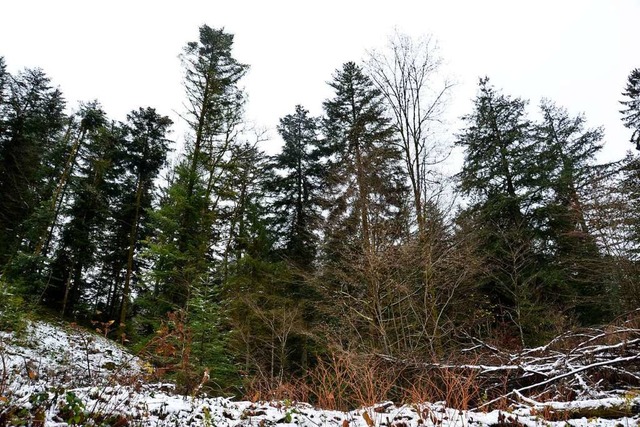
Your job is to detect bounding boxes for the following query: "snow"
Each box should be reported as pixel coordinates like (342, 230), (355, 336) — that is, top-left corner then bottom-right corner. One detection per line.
(1, 319), (639, 426)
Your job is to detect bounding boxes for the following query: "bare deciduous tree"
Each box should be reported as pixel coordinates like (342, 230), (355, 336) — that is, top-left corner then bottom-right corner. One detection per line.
(367, 31), (454, 237)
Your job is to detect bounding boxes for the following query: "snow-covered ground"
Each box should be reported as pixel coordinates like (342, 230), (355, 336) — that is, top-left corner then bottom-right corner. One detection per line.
(1, 320), (639, 426)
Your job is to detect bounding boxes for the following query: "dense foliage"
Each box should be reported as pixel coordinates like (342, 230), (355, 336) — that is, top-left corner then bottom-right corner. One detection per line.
(1, 27), (638, 397)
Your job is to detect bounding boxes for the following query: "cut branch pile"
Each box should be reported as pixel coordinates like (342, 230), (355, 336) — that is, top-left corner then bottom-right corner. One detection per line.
(380, 310), (640, 415)
(458, 310), (640, 408)
(471, 316), (640, 408)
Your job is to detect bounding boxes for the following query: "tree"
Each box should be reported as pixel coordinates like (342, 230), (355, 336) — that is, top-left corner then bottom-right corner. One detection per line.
(533, 100), (610, 323)
(271, 105), (325, 268)
(258, 105), (327, 373)
(0, 65), (67, 269)
(111, 108), (172, 333)
(323, 61), (407, 256)
(46, 104), (119, 316)
(456, 78), (537, 224)
(621, 68), (640, 150)
(147, 24), (248, 312)
(321, 61), (409, 354)
(367, 32), (454, 237)
(456, 78), (546, 346)
(142, 25), (248, 391)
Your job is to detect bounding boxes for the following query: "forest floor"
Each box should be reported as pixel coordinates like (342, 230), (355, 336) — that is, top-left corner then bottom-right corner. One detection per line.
(1, 318), (640, 426)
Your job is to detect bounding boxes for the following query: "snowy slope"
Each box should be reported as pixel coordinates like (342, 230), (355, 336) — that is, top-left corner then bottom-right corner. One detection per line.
(1, 320), (640, 426)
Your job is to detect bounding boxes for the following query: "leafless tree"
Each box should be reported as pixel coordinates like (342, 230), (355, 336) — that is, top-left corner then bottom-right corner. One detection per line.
(367, 31), (455, 237)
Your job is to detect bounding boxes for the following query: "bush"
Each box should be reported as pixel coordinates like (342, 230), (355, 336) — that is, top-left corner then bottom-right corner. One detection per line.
(0, 280), (26, 333)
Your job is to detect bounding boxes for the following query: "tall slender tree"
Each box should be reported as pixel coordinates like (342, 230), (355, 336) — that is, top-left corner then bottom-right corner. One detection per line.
(110, 108), (172, 332)
(321, 61), (409, 353)
(323, 61), (407, 256)
(0, 66), (67, 269)
(148, 25), (248, 312)
(367, 32), (454, 237)
(47, 104), (120, 316)
(271, 105), (324, 268)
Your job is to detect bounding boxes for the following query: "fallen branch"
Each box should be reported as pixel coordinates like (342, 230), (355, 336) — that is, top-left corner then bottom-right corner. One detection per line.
(475, 354), (640, 410)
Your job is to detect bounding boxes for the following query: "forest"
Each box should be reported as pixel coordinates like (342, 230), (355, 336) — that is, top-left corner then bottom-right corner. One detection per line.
(1, 24), (640, 404)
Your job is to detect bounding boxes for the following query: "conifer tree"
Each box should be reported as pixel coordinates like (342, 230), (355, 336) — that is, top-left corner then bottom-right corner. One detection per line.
(534, 100), (610, 323)
(47, 104), (120, 316)
(621, 68), (640, 150)
(143, 25), (248, 391)
(456, 78), (544, 345)
(323, 62), (407, 255)
(321, 61), (408, 353)
(106, 108), (172, 332)
(0, 65), (67, 270)
(271, 105), (324, 268)
(147, 25), (248, 313)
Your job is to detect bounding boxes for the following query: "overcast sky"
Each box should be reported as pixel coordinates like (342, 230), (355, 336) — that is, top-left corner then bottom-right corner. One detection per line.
(1, 0), (638, 163)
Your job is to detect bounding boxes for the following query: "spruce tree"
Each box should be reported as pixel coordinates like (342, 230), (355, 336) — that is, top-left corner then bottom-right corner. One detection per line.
(271, 105), (324, 268)
(321, 61), (408, 354)
(46, 104), (120, 316)
(0, 66), (67, 271)
(322, 62), (407, 255)
(621, 68), (640, 150)
(534, 100), (610, 323)
(456, 78), (544, 346)
(260, 105), (325, 373)
(147, 25), (248, 313)
(143, 25), (248, 392)
(103, 108), (172, 332)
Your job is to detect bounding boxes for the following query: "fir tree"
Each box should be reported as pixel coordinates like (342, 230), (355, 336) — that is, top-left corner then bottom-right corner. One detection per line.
(456, 78), (544, 346)
(322, 61), (407, 256)
(621, 68), (640, 150)
(0, 65), (67, 270)
(271, 105), (324, 268)
(533, 100), (610, 323)
(321, 61), (409, 354)
(147, 25), (248, 312)
(47, 104), (120, 316)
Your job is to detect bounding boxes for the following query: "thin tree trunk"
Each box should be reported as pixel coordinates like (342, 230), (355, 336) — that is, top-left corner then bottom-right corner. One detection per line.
(119, 175), (144, 336)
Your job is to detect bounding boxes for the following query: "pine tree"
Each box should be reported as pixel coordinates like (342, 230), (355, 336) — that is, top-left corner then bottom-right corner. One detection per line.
(621, 68), (640, 150)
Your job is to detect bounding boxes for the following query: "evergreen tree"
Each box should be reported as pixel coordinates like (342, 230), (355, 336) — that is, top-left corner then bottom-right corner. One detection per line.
(143, 25), (248, 392)
(321, 61), (409, 354)
(322, 62), (407, 255)
(46, 104), (119, 316)
(147, 25), (248, 313)
(96, 108), (172, 332)
(621, 68), (640, 150)
(0, 65), (67, 270)
(456, 78), (545, 346)
(271, 105), (324, 268)
(534, 100), (610, 323)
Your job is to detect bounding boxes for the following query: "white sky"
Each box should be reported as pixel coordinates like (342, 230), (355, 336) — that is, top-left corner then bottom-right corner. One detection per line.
(1, 0), (638, 163)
